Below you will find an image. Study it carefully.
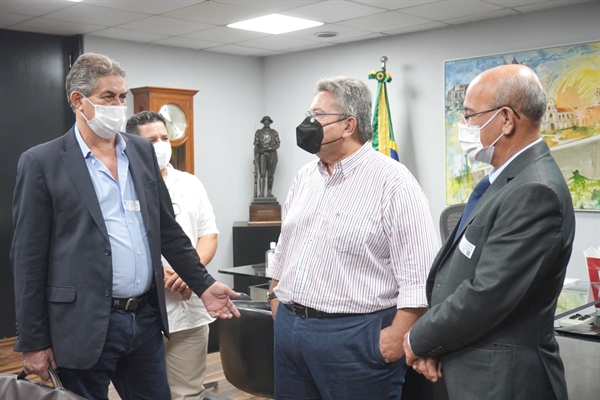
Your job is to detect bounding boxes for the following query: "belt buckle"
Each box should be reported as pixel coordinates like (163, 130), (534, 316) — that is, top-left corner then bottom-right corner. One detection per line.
(125, 298), (137, 311)
(292, 303), (308, 318)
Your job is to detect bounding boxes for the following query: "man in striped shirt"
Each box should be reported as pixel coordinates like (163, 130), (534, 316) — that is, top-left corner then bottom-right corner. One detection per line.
(267, 76), (439, 400)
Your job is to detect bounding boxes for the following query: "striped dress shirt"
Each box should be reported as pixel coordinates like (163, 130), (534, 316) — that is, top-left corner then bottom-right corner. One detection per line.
(272, 143), (439, 314)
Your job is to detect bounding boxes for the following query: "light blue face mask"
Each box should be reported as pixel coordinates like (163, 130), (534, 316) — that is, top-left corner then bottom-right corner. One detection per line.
(458, 109), (504, 164)
(79, 95), (127, 139)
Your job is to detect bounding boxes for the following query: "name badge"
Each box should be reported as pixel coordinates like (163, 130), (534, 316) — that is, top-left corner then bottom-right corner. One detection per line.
(123, 200), (141, 212)
(458, 235), (476, 259)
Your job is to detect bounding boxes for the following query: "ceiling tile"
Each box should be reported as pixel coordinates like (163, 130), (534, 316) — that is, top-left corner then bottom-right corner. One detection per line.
(0, 0), (72, 17)
(514, 0), (594, 13)
(163, 1), (265, 25)
(182, 26), (269, 43)
(204, 43), (278, 56)
(44, 4), (149, 26)
(8, 17), (106, 35)
(484, 0), (545, 6)
(444, 8), (518, 25)
(288, 41), (337, 52)
(0, 12), (31, 27)
(400, 1), (504, 21)
(282, 0), (385, 23)
(383, 21), (448, 35)
(119, 16), (216, 36)
(88, 27), (169, 43)
(150, 36), (223, 50)
(211, 0), (322, 13)
(352, 0), (439, 11)
(86, 0), (205, 15)
(281, 23), (376, 42)
(337, 10), (433, 32)
(331, 32), (386, 43)
(238, 35), (322, 51)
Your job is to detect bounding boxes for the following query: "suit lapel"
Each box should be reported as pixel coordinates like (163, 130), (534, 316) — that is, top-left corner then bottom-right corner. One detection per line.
(434, 141), (551, 274)
(60, 128), (109, 241)
(123, 136), (152, 237)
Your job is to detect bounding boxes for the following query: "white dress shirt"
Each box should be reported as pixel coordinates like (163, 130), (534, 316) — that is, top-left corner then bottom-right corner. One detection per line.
(272, 143), (439, 314)
(161, 164), (219, 332)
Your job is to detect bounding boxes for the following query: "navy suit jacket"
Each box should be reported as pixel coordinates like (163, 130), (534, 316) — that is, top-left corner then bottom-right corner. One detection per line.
(11, 128), (216, 369)
(410, 141), (575, 400)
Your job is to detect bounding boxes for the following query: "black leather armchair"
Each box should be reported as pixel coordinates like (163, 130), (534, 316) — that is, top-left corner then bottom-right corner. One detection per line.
(217, 300), (274, 399)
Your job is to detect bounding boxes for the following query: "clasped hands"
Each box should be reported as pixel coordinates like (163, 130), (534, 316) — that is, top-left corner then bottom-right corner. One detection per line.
(403, 331), (443, 383)
(164, 268), (192, 301)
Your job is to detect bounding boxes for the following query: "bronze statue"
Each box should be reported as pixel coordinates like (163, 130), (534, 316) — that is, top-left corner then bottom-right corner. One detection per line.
(254, 116), (280, 198)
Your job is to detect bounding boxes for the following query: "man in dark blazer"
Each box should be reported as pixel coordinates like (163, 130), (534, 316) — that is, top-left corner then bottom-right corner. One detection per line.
(404, 65), (575, 400)
(10, 53), (240, 400)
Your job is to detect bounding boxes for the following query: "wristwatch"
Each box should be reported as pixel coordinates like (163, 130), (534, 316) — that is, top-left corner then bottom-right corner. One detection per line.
(266, 291), (277, 303)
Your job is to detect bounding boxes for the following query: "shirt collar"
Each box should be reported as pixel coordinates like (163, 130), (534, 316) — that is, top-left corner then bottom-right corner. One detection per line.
(317, 142), (372, 177)
(73, 124), (126, 158)
(489, 138), (542, 183)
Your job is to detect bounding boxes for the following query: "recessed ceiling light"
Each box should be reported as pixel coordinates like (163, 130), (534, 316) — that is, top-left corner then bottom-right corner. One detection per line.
(228, 14), (323, 35)
(314, 31), (339, 38)
(68, 0), (84, 2)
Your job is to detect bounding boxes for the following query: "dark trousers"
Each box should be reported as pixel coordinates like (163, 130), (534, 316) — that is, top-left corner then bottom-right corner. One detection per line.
(274, 303), (408, 400)
(59, 302), (171, 400)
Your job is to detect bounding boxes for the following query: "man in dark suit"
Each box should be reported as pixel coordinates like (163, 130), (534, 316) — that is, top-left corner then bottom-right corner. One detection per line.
(10, 53), (240, 400)
(404, 64), (575, 400)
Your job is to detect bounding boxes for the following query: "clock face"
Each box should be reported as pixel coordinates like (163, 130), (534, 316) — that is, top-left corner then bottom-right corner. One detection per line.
(159, 103), (187, 140)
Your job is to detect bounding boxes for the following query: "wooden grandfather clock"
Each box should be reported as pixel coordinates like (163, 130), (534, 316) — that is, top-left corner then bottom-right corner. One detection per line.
(130, 86), (198, 174)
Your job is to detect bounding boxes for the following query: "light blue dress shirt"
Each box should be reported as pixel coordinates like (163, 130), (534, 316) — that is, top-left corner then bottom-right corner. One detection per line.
(74, 126), (152, 298)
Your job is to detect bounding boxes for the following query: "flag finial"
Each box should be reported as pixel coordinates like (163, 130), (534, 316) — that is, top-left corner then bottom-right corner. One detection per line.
(380, 56), (388, 71)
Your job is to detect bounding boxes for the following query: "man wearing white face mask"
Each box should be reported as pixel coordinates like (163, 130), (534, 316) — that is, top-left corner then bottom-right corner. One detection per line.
(127, 111), (219, 400)
(403, 65), (575, 400)
(11, 53), (240, 400)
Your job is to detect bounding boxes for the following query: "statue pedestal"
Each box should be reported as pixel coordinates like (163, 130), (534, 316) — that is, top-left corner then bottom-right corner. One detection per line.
(249, 197), (281, 225)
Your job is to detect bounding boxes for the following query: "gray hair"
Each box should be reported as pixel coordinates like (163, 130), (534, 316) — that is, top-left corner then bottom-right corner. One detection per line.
(65, 53), (126, 111)
(126, 111), (167, 135)
(491, 74), (547, 127)
(316, 76), (373, 143)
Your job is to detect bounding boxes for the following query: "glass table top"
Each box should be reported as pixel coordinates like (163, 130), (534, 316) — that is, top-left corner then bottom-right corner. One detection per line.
(218, 263), (269, 279)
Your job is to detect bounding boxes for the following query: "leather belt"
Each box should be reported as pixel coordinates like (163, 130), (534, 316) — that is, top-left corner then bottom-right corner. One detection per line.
(284, 303), (357, 319)
(113, 292), (148, 312)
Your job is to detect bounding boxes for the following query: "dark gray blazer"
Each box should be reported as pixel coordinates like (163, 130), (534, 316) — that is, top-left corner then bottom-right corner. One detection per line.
(410, 141), (574, 400)
(11, 128), (216, 369)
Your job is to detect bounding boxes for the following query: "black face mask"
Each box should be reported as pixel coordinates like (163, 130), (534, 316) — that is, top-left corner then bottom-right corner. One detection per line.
(296, 116), (346, 154)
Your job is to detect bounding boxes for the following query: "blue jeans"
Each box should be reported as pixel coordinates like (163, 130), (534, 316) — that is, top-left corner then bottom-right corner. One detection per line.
(274, 303), (407, 400)
(59, 301), (171, 400)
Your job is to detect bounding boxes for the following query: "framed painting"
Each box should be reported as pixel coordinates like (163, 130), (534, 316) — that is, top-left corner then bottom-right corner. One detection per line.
(445, 41), (600, 211)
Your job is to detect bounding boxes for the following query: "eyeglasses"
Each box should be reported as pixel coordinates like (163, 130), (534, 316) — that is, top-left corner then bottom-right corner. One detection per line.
(305, 110), (346, 122)
(462, 105), (521, 124)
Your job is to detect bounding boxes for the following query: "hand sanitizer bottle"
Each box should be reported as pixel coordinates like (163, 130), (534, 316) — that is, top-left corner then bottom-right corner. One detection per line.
(265, 242), (276, 277)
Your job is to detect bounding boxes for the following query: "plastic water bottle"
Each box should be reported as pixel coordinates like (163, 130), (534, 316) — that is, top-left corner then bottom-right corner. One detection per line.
(265, 242), (276, 277)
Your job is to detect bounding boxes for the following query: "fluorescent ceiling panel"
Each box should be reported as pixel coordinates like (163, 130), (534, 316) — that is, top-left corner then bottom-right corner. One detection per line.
(228, 13), (323, 34)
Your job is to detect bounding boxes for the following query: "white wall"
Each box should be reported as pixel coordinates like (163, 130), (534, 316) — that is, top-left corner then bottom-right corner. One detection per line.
(262, 2), (600, 281)
(85, 1), (599, 283)
(85, 36), (265, 286)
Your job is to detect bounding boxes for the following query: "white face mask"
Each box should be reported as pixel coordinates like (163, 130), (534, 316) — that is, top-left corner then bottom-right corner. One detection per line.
(458, 109), (504, 165)
(153, 140), (172, 170)
(79, 95), (127, 139)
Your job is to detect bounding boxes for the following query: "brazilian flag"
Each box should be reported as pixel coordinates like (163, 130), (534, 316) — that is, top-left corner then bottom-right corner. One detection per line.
(368, 69), (399, 161)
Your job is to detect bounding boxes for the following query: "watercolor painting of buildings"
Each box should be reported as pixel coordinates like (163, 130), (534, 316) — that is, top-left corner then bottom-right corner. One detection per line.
(445, 41), (600, 211)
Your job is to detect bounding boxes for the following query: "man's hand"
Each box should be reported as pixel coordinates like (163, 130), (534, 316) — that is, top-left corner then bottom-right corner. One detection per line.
(269, 298), (279, 320)
(200, 282), (241, 319)
(403, 331), (418, 365)
(164, 268), (188, 294)
(412, 357), (443, 382)
(22, 348), (57, 382)
(379, 324), (405, 363)
(180, 287), (193, 301)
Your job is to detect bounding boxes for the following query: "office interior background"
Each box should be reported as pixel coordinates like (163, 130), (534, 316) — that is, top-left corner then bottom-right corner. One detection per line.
(0, 0), (599, 339)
